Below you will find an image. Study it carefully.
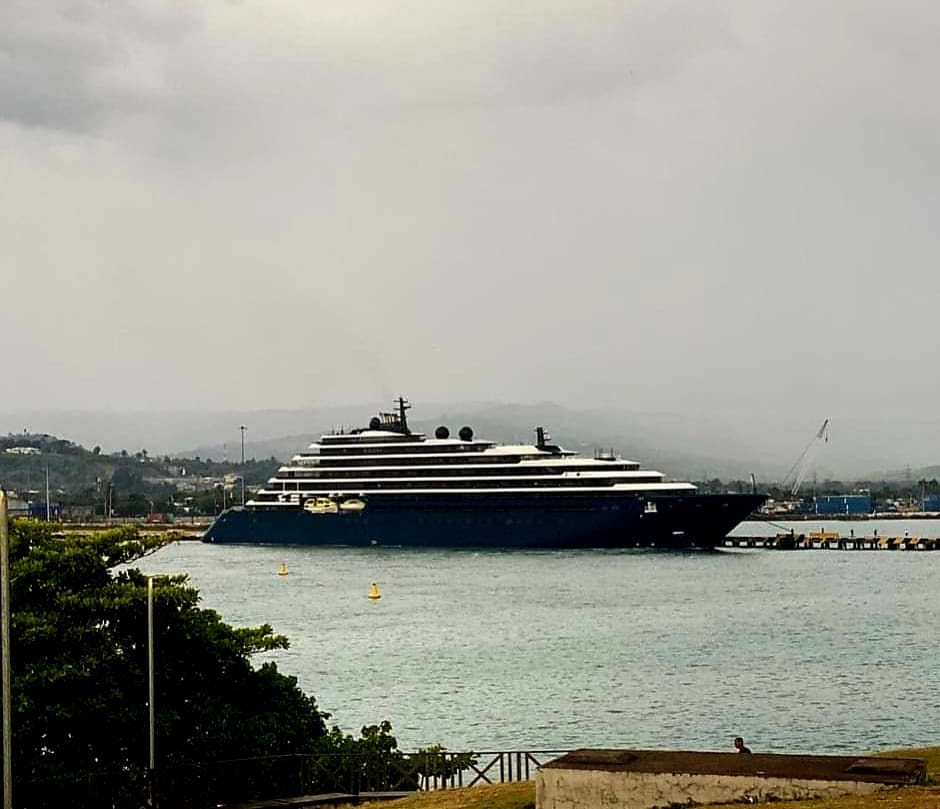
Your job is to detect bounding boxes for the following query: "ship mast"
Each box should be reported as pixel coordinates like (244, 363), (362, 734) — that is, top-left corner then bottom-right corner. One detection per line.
(396, 396), (411, 435)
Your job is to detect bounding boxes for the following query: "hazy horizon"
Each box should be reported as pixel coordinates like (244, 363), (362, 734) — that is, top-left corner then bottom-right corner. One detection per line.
(3, 399), (938, 482)
(3, 2), (938, 429)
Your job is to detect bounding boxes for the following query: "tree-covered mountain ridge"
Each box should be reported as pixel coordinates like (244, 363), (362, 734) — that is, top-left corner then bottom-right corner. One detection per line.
(0, 432), (278, 516)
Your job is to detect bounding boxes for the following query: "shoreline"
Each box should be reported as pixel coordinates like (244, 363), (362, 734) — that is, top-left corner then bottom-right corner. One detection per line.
(53, 520), (208, 539)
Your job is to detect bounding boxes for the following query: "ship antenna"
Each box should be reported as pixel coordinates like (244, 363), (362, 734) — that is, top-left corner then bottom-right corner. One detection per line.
(396, 396), (411, 435)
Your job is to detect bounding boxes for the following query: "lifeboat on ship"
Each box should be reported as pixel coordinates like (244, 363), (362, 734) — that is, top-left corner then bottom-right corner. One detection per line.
(304, 497), (339, 515)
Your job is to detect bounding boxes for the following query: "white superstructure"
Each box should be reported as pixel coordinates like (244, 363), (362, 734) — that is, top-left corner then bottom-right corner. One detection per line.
(249, 399), (695, 509)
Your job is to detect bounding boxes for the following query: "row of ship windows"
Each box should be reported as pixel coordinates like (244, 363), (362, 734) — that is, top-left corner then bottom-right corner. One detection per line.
(316, 444), (494, 456)
(295, 454), (546, 465)
(278, 467), (648, 479)
(320, 435), (417, 444)
(261, 479), (660, 491)
(292, 455), (630, 469)
(255, 496), (628, 514)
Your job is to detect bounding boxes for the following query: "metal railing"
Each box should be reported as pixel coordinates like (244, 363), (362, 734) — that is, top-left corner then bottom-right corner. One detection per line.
(15, 749), (571, 809)
(459, 750), (564, 788)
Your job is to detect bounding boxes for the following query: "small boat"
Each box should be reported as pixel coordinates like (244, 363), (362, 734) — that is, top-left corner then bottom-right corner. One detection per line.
(277, 561), (289, 576)
(339, 498), (366, 512)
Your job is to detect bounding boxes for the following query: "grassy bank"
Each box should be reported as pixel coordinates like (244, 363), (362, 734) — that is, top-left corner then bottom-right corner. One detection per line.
(877, 746), (940, 778)
(380, 783), (534, 809)
(378, 747), (940, 809)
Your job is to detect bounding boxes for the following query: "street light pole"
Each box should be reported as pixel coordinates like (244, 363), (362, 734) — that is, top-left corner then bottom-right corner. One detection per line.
(1, 490), (13, 809)
(146, 573), (169, 804)
(148, 576), (156, 775)
(240, 426), (246, 507)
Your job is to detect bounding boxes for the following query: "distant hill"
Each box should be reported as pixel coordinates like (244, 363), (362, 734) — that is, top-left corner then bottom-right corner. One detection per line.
(4, 402), (939, 482)
(0, 407), (359, 458)
(876, 465), (940, 482)
(176, 403), (940, 482)
(182, 402), (765, 478)
(186, 433), (320, 464)
(0, 432), (277, 516)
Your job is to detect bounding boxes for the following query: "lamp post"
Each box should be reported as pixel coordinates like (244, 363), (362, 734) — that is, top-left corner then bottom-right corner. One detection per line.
(148, 576), (156, 775)
(240, 426), (246, 507)
(146, 573), (167, 797)
(1, 490), (12, 809)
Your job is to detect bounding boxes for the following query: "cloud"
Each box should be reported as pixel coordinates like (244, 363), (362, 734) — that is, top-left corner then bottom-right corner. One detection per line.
(2, 0), (940, 420)
(1, 0), (740, 150)
(0, 0), (199, 132)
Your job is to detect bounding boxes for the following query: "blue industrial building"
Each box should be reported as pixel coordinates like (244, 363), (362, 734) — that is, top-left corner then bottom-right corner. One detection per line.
(27, 502), (61, 520)
(814, 495), (872, 515)
(923, 494), (940, 512)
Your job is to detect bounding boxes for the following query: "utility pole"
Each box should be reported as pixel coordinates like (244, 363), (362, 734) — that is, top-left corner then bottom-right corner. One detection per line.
(45, 466), (50, 522)
(146, 574), (164, 805)
(240, 426), (247, 507)
(1, 490), (13, 809)
(148, 576), (156, 775)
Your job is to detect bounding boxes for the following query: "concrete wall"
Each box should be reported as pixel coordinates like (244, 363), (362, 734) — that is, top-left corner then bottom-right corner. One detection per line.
(537, 766), (894, 809)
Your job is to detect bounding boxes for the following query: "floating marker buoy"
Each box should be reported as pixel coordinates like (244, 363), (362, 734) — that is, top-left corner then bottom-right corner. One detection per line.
(368, 582), (381, 600)
(277, 562), (289, 576)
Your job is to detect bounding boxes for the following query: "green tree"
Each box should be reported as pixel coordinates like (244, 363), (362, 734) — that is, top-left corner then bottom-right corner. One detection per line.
(121, 491), (150, 516)
(6, 522), (329, 807)
(411, 744), (478, 789)
(311, 724), (478, 794)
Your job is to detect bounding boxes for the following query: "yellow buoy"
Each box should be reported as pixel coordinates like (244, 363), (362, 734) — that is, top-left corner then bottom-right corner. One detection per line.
(277, 562), (289, 576)
(368, 582), (381, 600)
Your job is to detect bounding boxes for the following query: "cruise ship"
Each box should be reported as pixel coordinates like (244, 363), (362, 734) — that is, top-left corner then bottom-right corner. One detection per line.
(203, 398), (765, 548)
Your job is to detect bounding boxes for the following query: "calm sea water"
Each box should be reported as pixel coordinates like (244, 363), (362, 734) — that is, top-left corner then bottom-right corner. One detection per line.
(142, 519), (940, 755)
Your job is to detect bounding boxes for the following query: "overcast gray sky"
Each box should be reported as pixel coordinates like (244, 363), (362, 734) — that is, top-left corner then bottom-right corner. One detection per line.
(2, 0), (938, 419)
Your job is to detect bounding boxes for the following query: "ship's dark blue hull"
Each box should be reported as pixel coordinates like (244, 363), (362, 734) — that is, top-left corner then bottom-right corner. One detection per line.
(202, 492), (766, 549)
